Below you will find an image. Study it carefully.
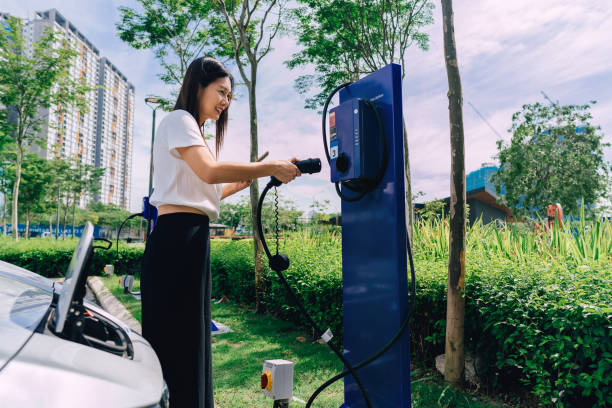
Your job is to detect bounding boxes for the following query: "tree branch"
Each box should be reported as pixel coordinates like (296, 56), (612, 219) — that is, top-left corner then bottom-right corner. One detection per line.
(235, 0), (257, 64)
(215, 0), (251, 86)
(257, 0), (282, 63)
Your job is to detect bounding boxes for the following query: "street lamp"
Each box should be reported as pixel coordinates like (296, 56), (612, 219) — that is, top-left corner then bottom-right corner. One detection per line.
(145, 97), (162, 241)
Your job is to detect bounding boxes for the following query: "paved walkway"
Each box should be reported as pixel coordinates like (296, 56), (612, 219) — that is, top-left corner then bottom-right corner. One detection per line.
(86, 276), (142, 334)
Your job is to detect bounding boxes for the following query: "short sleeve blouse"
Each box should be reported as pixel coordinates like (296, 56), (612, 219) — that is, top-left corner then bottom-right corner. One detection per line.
(149, 110), (223, 220)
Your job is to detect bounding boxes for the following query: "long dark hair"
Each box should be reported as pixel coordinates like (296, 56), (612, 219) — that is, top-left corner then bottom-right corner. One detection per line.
(174, 57), (234, 157)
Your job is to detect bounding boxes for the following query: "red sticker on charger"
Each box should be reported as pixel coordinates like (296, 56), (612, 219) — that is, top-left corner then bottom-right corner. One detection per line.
(329, 111), (336, 127)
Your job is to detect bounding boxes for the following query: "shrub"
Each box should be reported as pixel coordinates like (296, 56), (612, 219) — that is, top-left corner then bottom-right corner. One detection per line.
(208, 223), (612, 407)
(1, 220), (611, 406)
(0, 237), (143, 278)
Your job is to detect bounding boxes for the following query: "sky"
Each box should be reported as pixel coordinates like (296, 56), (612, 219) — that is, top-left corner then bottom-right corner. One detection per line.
(1, 0), (611, 215)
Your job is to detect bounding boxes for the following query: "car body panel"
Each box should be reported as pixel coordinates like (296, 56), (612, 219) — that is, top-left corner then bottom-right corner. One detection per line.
(0, 260), (56, 292)
(0, 332), (163, 408)
(0, 249), (165, 407)
(0, 272), (52, 369)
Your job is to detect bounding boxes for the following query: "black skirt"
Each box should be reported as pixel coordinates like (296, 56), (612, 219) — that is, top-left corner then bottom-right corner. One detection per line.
(141, 212), (214, 408)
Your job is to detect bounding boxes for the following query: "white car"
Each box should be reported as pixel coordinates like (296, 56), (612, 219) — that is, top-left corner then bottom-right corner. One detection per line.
(0, 222), (168, 407)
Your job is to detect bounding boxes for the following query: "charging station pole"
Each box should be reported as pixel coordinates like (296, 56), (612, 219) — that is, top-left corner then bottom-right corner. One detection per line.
(335, 64), (411, 407)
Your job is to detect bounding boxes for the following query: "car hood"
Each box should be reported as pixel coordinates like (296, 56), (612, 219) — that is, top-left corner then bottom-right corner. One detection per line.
(0, 261), (54, 370)
(0, 328), (164, 408)
(0, 261), (165, 407)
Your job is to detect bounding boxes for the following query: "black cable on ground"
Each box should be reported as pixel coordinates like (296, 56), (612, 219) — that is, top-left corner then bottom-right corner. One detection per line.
(256, 82), (415, 407)
(305, 227), (417, 407)
(256, 183), (374, 408)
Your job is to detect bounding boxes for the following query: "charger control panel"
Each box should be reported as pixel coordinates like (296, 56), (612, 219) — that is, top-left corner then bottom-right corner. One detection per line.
(261, 359), (293, 401)
(329, 98), (381, 183)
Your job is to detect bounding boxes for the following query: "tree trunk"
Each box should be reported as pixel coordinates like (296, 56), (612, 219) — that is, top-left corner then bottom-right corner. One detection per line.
(11, 146), (22, 241)
(247, 66), (266, 313)
(3, 196), (7, 236)
(62, 202), (68, 239)
(442, 0), (466, 385)
(25, 209), (30, 239)
(72, 198), (76, 238)
(403, 120), (414, 242)
(56, 187), (60, 239)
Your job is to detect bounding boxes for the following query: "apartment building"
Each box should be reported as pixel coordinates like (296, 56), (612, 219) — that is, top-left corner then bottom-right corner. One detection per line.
(96, 57), (135, 209)
(5, 9), (134, 210)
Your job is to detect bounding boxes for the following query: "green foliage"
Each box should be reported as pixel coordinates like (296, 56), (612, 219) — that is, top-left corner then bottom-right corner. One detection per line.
(0, 16), (91, 142)
(0, 16), (97, 240)
(210, 221), (612, 406)
(4, 219), (611, 405)
(286, 0), (435, 109)
(0, 237), (143, 278)
(98, 285), (503, 408)
(418, 199), (446, 221)
(209, 230), (343, 339)
(85, 201), (141, 231)
(116, 0), (224, 109)
(17, 153), (53, 218)
(491, 101), (610, 218)
(99, 275), (142, 323)
(219, 193), (302, 232)
(210, 239), (255, 304)
(218, 201), (245, 229)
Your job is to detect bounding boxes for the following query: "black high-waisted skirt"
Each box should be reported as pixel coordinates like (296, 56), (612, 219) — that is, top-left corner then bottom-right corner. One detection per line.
(141, 212), (214, 408)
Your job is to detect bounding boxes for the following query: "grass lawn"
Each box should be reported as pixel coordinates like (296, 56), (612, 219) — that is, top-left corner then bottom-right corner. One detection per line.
(99, 275), (509, 408)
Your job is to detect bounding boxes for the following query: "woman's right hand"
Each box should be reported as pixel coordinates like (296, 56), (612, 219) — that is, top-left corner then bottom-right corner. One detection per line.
(273, 158), (301, 183)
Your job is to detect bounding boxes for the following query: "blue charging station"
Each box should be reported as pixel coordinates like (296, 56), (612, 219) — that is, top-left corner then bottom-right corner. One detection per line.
(333, 63), (411, 408)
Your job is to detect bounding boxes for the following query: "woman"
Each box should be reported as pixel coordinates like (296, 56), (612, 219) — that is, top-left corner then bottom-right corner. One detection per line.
(141, 57), (300, 408)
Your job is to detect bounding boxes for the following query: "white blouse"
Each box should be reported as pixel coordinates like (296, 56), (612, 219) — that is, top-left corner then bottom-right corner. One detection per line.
(149, 110), (223, 220)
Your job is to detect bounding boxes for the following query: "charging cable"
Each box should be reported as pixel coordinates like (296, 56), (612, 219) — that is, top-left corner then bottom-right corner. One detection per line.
(255, 81), (417, 406)
(256, 163), (373, 408)
(319, 81), (417, 407)
(116, 212), (143, 295)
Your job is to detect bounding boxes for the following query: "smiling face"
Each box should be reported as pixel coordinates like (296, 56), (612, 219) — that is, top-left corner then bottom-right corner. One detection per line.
(198, 76), (232, 123)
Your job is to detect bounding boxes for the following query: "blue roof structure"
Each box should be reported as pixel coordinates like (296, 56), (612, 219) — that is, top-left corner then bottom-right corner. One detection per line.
(415, 165), (513, 224)
(466, 165), (505, 196)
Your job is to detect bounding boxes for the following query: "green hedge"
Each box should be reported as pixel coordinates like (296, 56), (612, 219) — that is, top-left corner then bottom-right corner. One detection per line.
(412, 255), (612, 407)
(210, 233), (611, 407)
(1, 232), (610, 406)
(0, 237), (144, 278)
(210, 233), (343, 339)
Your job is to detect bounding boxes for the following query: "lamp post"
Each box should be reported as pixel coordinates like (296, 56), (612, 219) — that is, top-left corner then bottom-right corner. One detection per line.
(145, 97), (162, 241)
